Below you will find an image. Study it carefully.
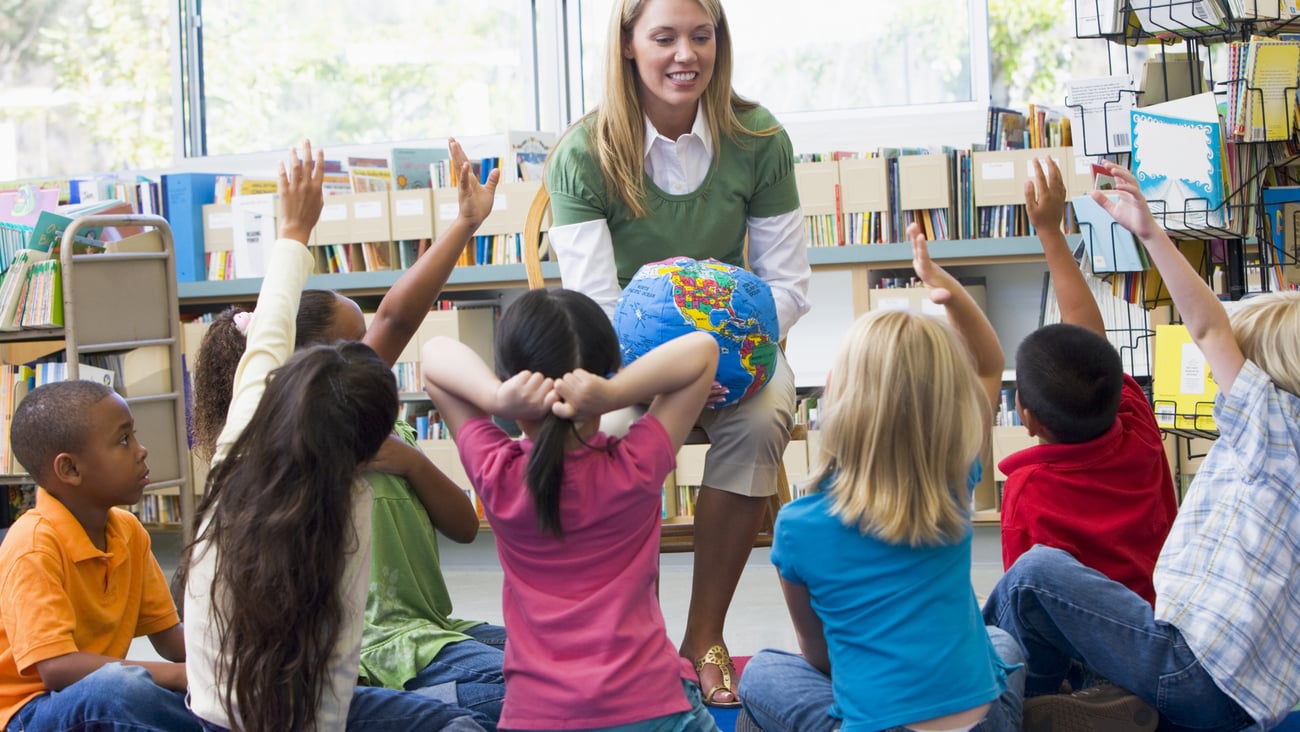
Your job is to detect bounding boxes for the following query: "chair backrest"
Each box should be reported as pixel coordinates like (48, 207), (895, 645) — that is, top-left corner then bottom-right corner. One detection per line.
(522, 186), (552, 291)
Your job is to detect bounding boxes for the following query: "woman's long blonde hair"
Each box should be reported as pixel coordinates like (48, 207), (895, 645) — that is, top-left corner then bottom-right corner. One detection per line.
(809, 310), (989, 547)
(585, 0), (776, 218)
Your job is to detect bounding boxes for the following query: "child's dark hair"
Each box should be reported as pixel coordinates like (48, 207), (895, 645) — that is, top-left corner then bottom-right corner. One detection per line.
(1015, 323), (1123, 444)
(191, 290), (340, 461)
(180, 341), (397, 731)
(11, 380), (116, 485)
(494, 288), (621, 537)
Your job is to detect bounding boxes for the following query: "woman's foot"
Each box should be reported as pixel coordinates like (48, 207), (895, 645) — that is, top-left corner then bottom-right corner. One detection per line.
(687, 644), (741, 708)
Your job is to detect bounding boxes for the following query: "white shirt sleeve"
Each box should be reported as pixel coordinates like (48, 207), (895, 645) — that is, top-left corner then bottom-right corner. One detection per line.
(547, 218), (622, 321)
(747, 208), (812, 339)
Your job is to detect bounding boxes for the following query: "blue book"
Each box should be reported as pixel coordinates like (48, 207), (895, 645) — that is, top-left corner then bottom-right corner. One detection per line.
(161, 173), (226, 283)
(1072, 194), (1146, 273)
(1262, 186), (1300, 258)
(1129, 93), (1227, 231)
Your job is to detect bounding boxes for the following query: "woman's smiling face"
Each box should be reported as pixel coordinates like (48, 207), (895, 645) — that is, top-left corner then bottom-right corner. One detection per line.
(623, 0), (717, 130)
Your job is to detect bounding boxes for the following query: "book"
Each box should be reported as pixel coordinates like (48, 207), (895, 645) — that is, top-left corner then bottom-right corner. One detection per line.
(509, 131), (557, 182)
(0, 185), (60, 227)
(161, 172), (226, 283)
(1130, 0), (1225, 35)
(1072, 193), (1146, 273)
(389, 147), (450, 190)
(1239, 38), (1300, 142)
(1152, 323), (1217, 430)
(1065, 75), (1137, 155)
(1137, 52), (1210, 108)
(1074, 0), (1125, 36)
(1129, 93), (1228, 231)
(0, 249), (49, 331)
(230, 193), (279, 279)
(19, 259), (62, 329)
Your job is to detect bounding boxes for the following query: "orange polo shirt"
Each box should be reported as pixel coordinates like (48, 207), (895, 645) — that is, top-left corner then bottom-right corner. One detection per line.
(0, 488), (179, 727)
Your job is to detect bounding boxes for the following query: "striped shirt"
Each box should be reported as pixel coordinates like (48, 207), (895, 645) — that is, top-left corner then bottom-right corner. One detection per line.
(1155, 360), (1300, 730)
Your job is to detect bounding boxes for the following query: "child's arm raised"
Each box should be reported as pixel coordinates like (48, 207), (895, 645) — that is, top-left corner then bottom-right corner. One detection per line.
(1091, 161), (1244, 394)
(1027, 157), (1106, 336)
(366, 139), (501, 367)
(213, 142), (323, 463)
(551, 332), (718, 453)
(366, 434), (479, 543)
(908, 223), (1005, 412)
(421, 336), (555, 439)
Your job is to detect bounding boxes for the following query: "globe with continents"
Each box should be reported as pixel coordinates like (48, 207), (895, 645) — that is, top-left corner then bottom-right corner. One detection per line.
(613, 257), (778, 408)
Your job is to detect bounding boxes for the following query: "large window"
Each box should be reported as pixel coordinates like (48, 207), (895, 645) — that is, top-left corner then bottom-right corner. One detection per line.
(1, 0), (173, 178)
(570, 0), (989, 151)
(574, 0), (979, 116)
(193, 0), (536, 156)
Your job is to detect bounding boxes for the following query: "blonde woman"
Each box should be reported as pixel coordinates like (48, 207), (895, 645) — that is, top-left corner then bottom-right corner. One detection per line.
(737, 225), (1024, 732)
(545, 0), (810, 707)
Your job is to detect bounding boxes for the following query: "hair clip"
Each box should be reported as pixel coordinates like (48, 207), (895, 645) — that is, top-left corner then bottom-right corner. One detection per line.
(232, 311), (253, 335)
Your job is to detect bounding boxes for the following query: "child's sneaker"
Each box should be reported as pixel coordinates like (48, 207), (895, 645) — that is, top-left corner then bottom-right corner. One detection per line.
(1023, 682), (1159, 732)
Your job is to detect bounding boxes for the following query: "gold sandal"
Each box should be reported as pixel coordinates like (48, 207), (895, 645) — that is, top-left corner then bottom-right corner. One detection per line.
(694, 644), (742, 708)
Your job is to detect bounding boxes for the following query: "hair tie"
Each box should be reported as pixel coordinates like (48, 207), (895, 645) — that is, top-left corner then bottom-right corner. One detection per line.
(232, 311), (253, 335)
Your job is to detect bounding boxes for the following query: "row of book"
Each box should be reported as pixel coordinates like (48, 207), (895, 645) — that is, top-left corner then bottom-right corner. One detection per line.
(1079, 0), (1300, 39)
(131, 494), (183, 526)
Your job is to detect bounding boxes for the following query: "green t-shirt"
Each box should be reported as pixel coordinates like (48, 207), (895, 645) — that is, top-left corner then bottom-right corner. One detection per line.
(547, 105), (800, 286)
(358, 421), (483, 689)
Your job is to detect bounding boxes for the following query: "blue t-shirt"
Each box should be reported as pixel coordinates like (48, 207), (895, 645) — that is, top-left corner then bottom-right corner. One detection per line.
(771, 469), (1012, 731)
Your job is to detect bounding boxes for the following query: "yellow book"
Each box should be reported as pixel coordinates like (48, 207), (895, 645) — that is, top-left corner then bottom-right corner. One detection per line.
(1151, 324), (1217, 430)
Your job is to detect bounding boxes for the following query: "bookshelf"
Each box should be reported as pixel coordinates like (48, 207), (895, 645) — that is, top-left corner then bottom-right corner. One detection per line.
(1, 215), (192, 537)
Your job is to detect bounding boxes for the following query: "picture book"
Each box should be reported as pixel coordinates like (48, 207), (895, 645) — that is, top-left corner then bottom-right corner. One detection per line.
(509, 131), (556, 183)
(1240, 38), (1300, 142)
(1262, 186), (1300, 258)
(0, 249), (49, 332)
(390, 147), (450, 189)
(0, 185), (60, 227)
(1072, 193), (1146, 273)
(1129, 93), (1227, 231)
(1152, 323), (1217, 430)
(1137, 53), (1210, 108)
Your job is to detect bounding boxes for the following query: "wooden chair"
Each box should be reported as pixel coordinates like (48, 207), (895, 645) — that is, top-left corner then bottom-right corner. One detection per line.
(521, 186), (798, 553)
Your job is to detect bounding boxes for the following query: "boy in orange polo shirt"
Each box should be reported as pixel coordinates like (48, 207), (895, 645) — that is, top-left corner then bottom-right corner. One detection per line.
(0, 380), (200, 730)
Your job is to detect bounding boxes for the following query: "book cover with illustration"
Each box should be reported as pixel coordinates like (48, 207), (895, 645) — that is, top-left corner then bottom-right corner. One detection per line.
(1129, 93), (1227, 231)
(390, 147), (450, 189)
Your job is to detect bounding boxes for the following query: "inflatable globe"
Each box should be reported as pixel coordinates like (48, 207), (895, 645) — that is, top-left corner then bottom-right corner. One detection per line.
(613, 257), (778, 408)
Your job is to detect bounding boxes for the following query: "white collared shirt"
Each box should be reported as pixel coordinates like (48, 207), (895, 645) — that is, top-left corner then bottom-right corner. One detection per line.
(548, 105), (810, 338)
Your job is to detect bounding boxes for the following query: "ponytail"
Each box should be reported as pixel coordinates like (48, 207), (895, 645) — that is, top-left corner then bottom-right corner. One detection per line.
(527, 413), (571, 537)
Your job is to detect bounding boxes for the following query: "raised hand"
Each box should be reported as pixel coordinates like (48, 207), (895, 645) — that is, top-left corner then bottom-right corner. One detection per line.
(908, 222), (954, 306)
(278, 140), (325, 246)
(1089, 161), (1162, 242)
(450, 137), (501, 227)
(1025, 157), (1067, 235)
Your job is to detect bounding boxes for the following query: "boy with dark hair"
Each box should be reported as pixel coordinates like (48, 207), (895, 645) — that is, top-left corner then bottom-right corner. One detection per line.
(999, 158), (1177, 608)
(0, 380), (201, 730)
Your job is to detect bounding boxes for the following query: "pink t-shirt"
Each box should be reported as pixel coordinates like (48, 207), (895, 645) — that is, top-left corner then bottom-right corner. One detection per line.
(456, 414), (693, 730)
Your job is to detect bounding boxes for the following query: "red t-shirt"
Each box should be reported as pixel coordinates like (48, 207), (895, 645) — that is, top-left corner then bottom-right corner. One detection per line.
(999, 375), (1178, 605)
(456, 414), (694, 730)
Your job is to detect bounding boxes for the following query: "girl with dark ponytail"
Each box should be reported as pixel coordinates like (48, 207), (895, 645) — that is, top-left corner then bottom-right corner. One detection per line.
(422, 288), (720, 731)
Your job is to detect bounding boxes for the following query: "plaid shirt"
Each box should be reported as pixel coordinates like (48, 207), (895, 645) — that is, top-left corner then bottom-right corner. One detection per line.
(1155, 360), (1300, 730)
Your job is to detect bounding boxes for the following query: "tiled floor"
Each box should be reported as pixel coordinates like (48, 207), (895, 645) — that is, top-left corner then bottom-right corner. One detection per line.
(134, 524), (1005, 660)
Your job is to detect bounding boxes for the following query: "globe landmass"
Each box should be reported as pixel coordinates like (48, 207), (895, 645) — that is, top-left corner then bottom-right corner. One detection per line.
(613, 258), (778, 408)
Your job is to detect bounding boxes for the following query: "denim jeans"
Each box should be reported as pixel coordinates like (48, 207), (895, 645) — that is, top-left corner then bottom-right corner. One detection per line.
(983, 545), (1254, 732)
(404, 623), (507, 731)
(736, 628), (1024, 732)
(5, 663), (202, 732)
(195, 684), (487, 731)
(503, 679), (718, 732)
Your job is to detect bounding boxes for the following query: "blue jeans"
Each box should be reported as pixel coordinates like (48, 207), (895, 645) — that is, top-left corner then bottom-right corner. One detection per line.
(405, 623), (507, 731)
(504, 680), (718, 732)
(983, 545), (1254, 732)
(196, 684), (486, 731)
(5, 663), (202, 732)
(736, 628), (1024, 732)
